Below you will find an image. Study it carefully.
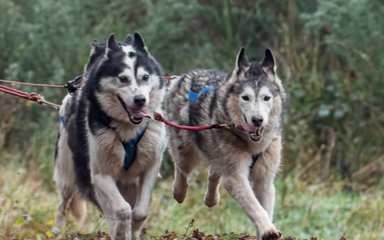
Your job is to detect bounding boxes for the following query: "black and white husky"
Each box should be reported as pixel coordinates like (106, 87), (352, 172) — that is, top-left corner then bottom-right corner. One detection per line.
(165, 48), (286, 240)
(54, 33), (166, 240)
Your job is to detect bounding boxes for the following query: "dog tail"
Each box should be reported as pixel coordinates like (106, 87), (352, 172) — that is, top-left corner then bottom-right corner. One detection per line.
(69, 193), (87, 228)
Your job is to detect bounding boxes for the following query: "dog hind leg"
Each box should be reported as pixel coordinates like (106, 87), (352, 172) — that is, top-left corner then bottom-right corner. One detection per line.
(54, 186), (74, 230)
(69, 192), (87, 229)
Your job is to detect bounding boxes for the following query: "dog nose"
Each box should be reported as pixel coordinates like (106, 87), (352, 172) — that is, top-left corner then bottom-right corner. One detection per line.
(251, 116), (263, 127)
(134, 95), (146, 107)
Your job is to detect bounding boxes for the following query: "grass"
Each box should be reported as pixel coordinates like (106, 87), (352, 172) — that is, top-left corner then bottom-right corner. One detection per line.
(0, 163), (383, 240)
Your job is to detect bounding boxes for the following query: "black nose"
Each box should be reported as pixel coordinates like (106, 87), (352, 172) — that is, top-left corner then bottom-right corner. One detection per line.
(251, 116), (263, 127)
(134, 95), (146, 107)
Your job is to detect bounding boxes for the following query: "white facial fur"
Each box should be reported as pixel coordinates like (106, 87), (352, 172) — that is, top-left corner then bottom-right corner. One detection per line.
(95, 48), (140, 119)
(240, 86), (274, 129)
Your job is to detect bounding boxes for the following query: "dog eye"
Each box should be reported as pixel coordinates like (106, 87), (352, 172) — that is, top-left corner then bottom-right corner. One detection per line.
(142, 74), (149, 82)
(264, 96), (271, 101)
(118, 76), (129, 83)
(128, 52), (136, 58)
(241, 95), (250, 101)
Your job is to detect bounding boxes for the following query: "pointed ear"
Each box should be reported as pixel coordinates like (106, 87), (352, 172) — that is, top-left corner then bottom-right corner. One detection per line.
(106, 33), (119, 52)
(235, 47), (250, 74)
(261, 48), (276, 74)
(123, 34), (133, 44)
(91, 40), (105, 52)
(133, 32), (148, 53)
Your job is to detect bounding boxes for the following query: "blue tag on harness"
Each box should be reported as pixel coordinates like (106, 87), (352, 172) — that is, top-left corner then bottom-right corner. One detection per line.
(188, 85), (215, 102)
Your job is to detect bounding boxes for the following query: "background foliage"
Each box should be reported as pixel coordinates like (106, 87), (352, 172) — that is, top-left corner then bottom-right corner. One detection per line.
(0, 0), (383, 239)
(1, 0), (383, 182)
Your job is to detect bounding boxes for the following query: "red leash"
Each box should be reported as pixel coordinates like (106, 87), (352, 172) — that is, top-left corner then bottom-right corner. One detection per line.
(0, 84), (60, 110)
(153, 112), (243, 131)
(0, 76), (243, 132)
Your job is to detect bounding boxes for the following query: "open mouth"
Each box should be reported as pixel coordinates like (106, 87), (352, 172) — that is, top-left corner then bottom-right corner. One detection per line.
(117, 95), (151, 124)
(249, 127), (263, 142)
(242, 115), (264, 142)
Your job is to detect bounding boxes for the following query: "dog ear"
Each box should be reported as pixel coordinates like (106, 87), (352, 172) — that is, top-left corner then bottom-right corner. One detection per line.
(133, 32), (148, 54)
(90, 40), (105, 53)
(106, 33), (119, 52)
(235, 48), (250, 74)
(123, 34), (133, 45)
(261, 48), (276, 74)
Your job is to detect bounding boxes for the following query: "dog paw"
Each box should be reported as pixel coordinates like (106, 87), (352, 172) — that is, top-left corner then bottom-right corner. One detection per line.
(173, 186), (187, 203)
(173, 191), (186, 203)
(204, 192), (220, 207)
(51, 226), (61, 235)
(132, 209), (147, 231)
(261, 228), (282, 240)
(54, 215), (66, 230)
(133, 212), (147, 223)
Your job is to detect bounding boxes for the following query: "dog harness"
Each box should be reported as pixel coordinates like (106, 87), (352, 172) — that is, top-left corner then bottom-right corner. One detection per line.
(121, 125), (147, 170)
(189, 85), (215, 101)
(60, 114), (147, 170)
(60, 115), (67, 129)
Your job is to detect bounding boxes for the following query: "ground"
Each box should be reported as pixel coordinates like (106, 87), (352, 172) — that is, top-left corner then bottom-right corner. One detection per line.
(0, 164), (383, 240)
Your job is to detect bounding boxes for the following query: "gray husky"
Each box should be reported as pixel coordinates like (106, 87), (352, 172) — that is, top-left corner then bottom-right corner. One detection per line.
(165, 48), (286, 240)
(54, 33), (166, 240)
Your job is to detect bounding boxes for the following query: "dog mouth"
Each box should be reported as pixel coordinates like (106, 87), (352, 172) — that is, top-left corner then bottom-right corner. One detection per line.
(117, 95), (151, 124)
(248, 128), (263, 142)
(241, 115), (264, 142)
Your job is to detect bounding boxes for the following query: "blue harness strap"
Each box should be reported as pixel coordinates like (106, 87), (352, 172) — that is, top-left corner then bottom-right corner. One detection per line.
(189, 85), (215, 102)
(61, 113), (146, 170)
(122, 126), (147, 170)
(60, 115), (67, 129)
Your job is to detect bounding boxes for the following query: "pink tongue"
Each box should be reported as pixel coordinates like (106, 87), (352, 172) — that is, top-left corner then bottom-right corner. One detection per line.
(239, 124), (254, 132)
(129, 107), (152, 119)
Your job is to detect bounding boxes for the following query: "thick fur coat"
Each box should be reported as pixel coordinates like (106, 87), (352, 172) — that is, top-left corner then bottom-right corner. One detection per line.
(54, 33), (166, 240)
(165, 48), (286, 240)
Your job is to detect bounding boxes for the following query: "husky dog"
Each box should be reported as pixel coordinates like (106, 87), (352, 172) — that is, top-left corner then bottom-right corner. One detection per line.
(165, 48), (286, 240)
(54, 33), (166, 240)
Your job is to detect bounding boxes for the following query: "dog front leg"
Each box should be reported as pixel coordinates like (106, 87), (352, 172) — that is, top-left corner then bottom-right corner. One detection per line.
(204, 167), (221, 207)
(222, 174), (281, 240)
(172, 147), (201, 203)
(93, 174), (132, 240)
(251, 137), (281, 221)
(131, 159), (162, 239)
(252, 161), (277, 221)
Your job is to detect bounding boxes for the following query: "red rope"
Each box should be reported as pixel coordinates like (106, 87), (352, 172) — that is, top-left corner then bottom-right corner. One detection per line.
(0, 76), (246, 132)
(0, 84), (34, 99)
(0, 84), (60, 110)
(153, 112), (243, 131)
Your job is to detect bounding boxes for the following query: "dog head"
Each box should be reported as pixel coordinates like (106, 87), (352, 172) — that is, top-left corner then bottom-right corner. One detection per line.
(85, 33), (164, 124)
(225, 48), (285, 142)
